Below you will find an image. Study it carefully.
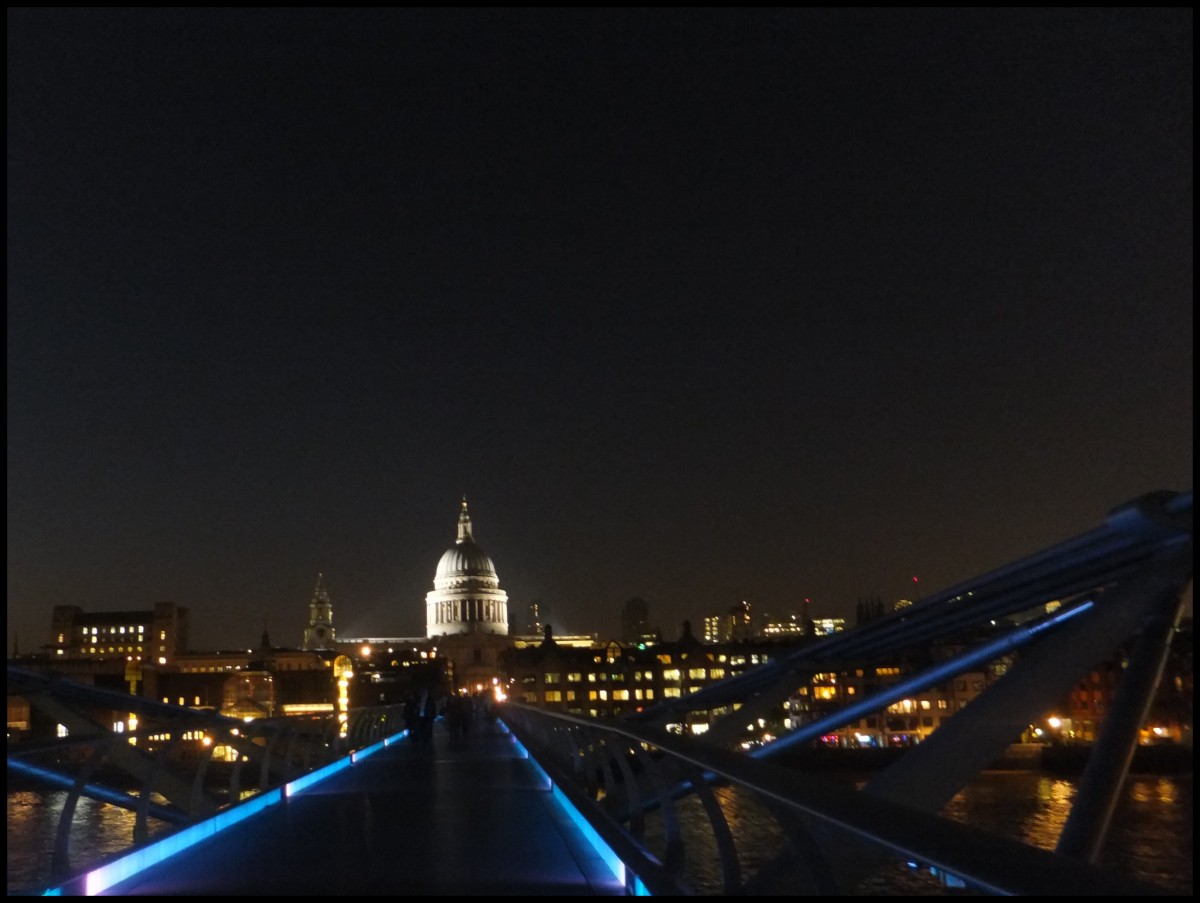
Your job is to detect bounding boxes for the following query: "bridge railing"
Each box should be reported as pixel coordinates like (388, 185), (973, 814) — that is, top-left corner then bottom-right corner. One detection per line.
(501, 700), (1176, 896)
(502, 489), (1192, 896)
(6, 668), (404, 890)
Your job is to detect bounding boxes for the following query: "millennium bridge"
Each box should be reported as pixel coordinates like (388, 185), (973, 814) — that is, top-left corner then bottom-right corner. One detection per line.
(6, 489), (1192, 895)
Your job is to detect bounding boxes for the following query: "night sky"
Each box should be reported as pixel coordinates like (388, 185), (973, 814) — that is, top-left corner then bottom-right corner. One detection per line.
(8, 9), (1193, 653)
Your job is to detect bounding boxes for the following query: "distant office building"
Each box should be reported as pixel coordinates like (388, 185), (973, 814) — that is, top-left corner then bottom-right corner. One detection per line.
(620, 597), (657, 644)
(425, 497), (510, 637)
(757, 612), (804, 638)
(730, 600), (753, 641)
(49, 602), (189, 665)
(810, 618), (846, 636)
(302, 573), (337, 651)
(703, 614), (727, 644)
(526, 600), (544, 636)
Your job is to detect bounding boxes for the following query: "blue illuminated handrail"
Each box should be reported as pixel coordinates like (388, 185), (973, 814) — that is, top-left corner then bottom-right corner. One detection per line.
(502, 490), (1192, 895)
(6, 669), (408, 895)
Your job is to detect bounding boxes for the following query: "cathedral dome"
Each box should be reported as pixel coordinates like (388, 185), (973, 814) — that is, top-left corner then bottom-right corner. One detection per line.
(435, 543), (498, 581)
(426, 498), (509, 637)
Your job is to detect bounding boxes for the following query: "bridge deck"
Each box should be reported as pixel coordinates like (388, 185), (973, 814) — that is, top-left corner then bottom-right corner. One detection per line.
(101, 720), (626, 896)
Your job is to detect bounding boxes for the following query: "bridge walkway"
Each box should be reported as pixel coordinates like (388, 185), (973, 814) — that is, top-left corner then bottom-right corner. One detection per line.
(99, 719), (625, 896)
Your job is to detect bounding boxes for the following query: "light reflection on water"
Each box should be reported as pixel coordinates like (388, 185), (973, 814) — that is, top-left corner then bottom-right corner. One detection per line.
(7, 791), (175, 895)
(640, 772), (1192, 896)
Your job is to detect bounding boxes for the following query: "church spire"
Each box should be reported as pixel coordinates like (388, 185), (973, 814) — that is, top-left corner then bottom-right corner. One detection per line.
(457, 495), (474, 544)
(313, 572), (330, 603)
(302, 572), (335, 651)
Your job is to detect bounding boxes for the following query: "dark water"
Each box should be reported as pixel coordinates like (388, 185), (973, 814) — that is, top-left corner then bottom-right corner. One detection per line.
(641, 772), (1192, 895)
(7, 773), (1193, 895)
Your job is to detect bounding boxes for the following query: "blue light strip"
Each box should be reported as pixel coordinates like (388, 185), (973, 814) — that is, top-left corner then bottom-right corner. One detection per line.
(40, 729), (409, 896)
(502, 720), (635, 891)
(82, 787), (284, 895)
(550, 783), (627, 886)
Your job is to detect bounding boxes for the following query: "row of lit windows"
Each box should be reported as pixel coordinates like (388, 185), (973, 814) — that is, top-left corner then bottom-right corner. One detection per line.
(537, 667), (729, 685)
(541, 688), (661, 703)
(78, 625), (146, 636)
(887, 698), (953, 714)
(179, 666), (242, 673)
(650, 653), (765, 667)
(143, 730), (207, 741)
(82, 646), (143, 654)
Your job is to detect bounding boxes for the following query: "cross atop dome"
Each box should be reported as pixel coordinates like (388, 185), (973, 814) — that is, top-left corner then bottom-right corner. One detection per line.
(457, 495), (474, 544)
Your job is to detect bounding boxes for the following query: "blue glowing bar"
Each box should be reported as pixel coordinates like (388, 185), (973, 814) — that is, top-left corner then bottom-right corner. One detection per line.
(550, 782), (626, 886)
(82, 787), (283, 895)
(502, 720), (634, 890)
(41, 729), (412, 896)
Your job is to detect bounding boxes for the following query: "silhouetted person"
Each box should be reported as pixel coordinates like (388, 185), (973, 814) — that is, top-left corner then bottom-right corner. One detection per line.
(404, 691), (421, 742)
(419, 689), (437, 745)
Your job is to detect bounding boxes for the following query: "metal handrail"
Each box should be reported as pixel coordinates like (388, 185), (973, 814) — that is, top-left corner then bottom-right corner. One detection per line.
(502, 490), (1192, 895)
(6, 668), (403, 890)
(500, 702), (1177, 895)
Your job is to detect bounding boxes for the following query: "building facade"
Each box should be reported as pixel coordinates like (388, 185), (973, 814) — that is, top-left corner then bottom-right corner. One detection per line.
(48, 602), (190, 666)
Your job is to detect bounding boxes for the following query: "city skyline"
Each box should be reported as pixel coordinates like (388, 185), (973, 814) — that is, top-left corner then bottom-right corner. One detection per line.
(8, 9), (1193, 653)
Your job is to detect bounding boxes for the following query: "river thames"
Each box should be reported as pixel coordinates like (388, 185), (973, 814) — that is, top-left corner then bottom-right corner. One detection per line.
(7, 769), (1191, 895)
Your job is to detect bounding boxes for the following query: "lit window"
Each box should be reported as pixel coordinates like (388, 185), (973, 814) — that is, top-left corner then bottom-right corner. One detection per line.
(613, 690), (629, 701)
(544, 673), (560, 684)
(688, 668), (706, 680)
(544, 690), (562, 703)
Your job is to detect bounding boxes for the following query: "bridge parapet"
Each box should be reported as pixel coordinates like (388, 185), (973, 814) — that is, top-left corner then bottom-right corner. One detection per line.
(505, 489), (1192, 895)
(6, 668), (404, 891)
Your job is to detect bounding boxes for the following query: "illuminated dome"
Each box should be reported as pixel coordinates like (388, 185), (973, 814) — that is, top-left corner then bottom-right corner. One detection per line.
(434, 543), (499, 586)
(425, 498), (509, 637)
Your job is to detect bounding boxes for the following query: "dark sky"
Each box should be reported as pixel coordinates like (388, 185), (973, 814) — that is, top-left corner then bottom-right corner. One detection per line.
(7, 9), (1193, 653)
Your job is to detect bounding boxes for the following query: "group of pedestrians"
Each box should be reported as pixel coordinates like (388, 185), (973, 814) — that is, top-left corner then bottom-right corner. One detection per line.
(403, 688), (498, 746)
(443, 692), (477, 739)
